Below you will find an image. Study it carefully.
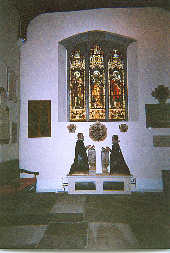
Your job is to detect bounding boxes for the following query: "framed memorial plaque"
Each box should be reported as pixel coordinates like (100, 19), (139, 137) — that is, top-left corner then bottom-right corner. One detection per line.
(0, 62), (8, 91)
(11, 122), (17, 143)
(28, 100), (51, 138)
(145, 104), (170, 128)
(153, 136), (170, 147)
(7, 67), (17, 102)
(0, 106), (10, 144)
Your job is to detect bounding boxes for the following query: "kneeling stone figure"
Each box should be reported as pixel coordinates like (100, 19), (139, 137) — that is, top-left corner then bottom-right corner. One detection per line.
(69, 133), (93, 175)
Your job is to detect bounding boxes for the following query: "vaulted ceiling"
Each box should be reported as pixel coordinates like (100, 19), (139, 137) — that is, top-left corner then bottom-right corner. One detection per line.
(13, 0), (170, 39)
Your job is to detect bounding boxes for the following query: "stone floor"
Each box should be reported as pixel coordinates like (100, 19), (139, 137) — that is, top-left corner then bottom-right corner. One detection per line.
(0, 225), (47, 249)
(87, 222), (139, 250)
(0, 192), (170, 250)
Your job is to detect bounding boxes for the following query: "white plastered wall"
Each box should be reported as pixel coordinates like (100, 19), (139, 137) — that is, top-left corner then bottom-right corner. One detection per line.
(20, 7), (170, 192)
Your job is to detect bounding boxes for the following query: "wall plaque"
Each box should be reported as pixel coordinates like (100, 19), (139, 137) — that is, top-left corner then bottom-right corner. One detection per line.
(7, 68), (17, 102)
(89, 121), (107, 141)
(153, 136), (170, 147)
(145, 104), (170, 128)
(0, 87), (7, 105)
(28, 100), (51, 138)
(11, 122), (17, 143)
(0, 105), (10, 144)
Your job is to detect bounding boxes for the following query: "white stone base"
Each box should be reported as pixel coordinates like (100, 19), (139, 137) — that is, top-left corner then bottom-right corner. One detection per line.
(67, 174), (131, 194)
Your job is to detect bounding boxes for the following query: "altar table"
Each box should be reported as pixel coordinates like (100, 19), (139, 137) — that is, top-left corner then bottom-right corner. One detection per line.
(67, 174), (131, 194)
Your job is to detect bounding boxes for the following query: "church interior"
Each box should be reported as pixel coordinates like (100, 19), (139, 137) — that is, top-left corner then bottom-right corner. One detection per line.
(0, 0), (170, 250)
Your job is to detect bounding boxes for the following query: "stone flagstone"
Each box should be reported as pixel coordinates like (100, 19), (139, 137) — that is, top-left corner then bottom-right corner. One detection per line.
(50, 194), (86, 214)
(0, 225), (47, 249)
(87, 222), (139, 249)
(38, 221), (88, 249)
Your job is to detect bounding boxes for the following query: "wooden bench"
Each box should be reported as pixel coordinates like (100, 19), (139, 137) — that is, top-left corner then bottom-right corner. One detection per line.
(0, 159), (39, 195)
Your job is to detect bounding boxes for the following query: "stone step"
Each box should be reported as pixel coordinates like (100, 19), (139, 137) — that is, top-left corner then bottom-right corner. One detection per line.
(49, 212), (84, 222)
(0, 212), (84, 226)
(0, 214), (50, 226)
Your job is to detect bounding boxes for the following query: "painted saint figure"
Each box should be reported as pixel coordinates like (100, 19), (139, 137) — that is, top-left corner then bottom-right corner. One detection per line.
(70, 71), (84, 109)
(110, 70), (122, 108)
(69, 133), (92, 175)
(91, 70), (104, 108)
(106, 135), (130, 175)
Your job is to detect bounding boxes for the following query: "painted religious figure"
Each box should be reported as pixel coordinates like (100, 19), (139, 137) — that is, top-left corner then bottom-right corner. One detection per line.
(69, 133), (92, 175)
(110, 70), (122, 108)
(70, 71), (84, 109)
(91, 70), (105, 109)
(106, 135), (130, 175)
(89, 45), (105, 120)
(69, 50), (86, 121)
(108, 49), (126, 120)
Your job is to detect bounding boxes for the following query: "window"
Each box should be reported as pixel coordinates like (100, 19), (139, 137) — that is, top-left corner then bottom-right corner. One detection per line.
(60, 31), (133, 122)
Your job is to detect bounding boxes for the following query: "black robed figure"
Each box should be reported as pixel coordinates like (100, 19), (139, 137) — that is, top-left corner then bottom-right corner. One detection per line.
(69, 133), (92, 175)
(108, 135), (130, 175)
